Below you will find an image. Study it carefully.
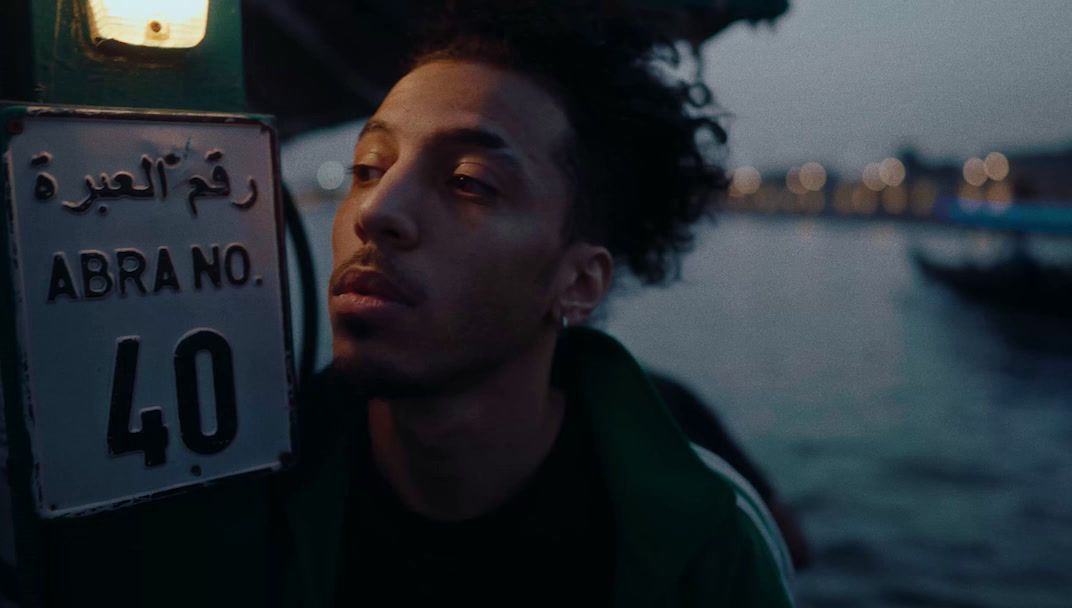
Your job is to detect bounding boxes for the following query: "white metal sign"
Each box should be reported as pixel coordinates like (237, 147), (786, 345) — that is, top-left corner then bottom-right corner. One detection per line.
(3, 109), (294, 518)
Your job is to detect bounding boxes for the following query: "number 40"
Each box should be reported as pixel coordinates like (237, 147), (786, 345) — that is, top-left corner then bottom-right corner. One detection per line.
(107, 329), (238, 467)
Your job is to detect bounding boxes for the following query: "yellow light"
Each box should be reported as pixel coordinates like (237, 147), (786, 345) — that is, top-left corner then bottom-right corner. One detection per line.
(983, 152), (1010, 181)
(799, 162), (827, 192)
(785, 167), (807, 196)
(87, 0), (210, 49)
(862, 163), (885, 191)
(730, 166), (762, 196)
(878, 158), (906, 187)
(962, 157), (987, 187)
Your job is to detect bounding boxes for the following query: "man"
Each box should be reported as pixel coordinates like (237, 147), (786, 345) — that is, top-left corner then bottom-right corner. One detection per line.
(281, 5), (795, 606)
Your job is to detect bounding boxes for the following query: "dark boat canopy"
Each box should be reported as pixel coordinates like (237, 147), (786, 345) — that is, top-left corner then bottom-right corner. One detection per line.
(242, 0), (788, 139)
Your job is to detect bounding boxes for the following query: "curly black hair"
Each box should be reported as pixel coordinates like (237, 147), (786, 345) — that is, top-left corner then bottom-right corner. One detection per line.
(410, 1), (728, 285)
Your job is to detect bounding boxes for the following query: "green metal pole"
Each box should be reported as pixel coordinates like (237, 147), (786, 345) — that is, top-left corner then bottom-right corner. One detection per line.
(1, 2), (286, 606)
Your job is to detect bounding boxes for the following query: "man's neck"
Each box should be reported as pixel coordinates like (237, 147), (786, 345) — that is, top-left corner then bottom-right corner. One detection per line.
(366, 332), (565, 521)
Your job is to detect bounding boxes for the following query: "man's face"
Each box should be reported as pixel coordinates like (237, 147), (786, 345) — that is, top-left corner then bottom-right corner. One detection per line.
(329, 60), (575, 397)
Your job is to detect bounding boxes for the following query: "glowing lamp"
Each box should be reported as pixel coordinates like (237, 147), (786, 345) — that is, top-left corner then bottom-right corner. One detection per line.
(862, 163), (885, 192)
(799, 162), (827, 192)
(878, 158), (906, 187)
(87, 0), (210, 49)
(730, 166), (762, 196)
(785, 167), (807, 195)
(962, 157), (987, 187)
(983, 152), (1010, 181)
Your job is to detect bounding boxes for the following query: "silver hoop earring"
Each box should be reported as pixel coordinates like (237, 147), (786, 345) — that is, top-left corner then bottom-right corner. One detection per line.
(561, 314), (570, 330)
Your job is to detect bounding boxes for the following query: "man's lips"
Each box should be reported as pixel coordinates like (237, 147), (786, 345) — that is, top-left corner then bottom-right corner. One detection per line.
(331, 267), (418, 307)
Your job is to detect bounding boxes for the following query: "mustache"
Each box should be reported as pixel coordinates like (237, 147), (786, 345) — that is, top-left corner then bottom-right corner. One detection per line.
(329, 248), (426, 303)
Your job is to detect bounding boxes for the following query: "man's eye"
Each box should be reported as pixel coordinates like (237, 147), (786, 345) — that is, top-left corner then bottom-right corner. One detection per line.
(348, 164), (384, 183)
(448, 174), (498, 199)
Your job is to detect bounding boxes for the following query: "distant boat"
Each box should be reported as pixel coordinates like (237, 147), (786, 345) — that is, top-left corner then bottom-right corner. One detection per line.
(911, 197), (1072, 317)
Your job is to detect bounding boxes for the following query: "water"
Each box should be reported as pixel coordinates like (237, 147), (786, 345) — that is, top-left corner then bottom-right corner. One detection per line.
(290, 207), (1072, 607)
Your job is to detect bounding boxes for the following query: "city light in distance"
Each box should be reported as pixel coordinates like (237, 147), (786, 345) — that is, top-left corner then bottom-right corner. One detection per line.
(786, 166), (807, 195)
(878, 158), (906, 187)
(962, 157), (987, 186)
(799, 162), (827, 192)
(862, 163), (885, 191)
(730, 166), (762, 196)
(983, 152), (1010, 181)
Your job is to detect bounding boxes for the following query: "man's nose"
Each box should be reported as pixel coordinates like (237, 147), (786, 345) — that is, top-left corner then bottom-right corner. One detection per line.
(351, 162), (421, 251)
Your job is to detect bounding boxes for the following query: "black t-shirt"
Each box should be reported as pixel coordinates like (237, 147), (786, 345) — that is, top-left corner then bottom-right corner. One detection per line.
(334, 393), (616, 607)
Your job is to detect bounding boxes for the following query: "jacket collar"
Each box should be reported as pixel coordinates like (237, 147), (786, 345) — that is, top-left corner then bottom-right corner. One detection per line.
(284, 328), (734, 606)
(556, 327), (736, 605)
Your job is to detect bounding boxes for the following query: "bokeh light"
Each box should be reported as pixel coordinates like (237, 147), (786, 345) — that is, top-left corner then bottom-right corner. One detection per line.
(962, 157), (987, 186)
(878, 158), (906, 187)
(785, 166), (807, 195)
(799, 162), (828, 192)
(862, 163), (885, 191)
(730, 166), (762, 196)
(983, 152), (1010, 181)
(316, 160), (346, 191)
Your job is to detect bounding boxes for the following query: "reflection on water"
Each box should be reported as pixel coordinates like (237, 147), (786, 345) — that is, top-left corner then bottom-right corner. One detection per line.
(603, 216), (1072, 608)
(291, 208), (1072, 607)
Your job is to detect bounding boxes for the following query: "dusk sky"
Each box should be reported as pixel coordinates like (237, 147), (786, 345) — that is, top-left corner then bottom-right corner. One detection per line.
(284, 0), (1072, 189)
(704, 0), (1072, 175)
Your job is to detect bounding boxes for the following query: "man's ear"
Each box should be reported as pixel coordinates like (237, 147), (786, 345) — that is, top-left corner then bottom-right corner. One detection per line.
(554, 243), (613, 326)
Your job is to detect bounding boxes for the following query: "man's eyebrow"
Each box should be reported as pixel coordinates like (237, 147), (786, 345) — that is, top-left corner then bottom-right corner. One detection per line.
(358, 121), (509, 151)
(357, 121), (524, 170)
(431, 127), (525, 172)
(357, 119), (390, 141)
(430, 127), (509, 152)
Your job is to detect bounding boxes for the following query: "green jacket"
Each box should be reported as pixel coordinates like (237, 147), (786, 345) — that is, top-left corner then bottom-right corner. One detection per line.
(281, 327), (795, 607)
